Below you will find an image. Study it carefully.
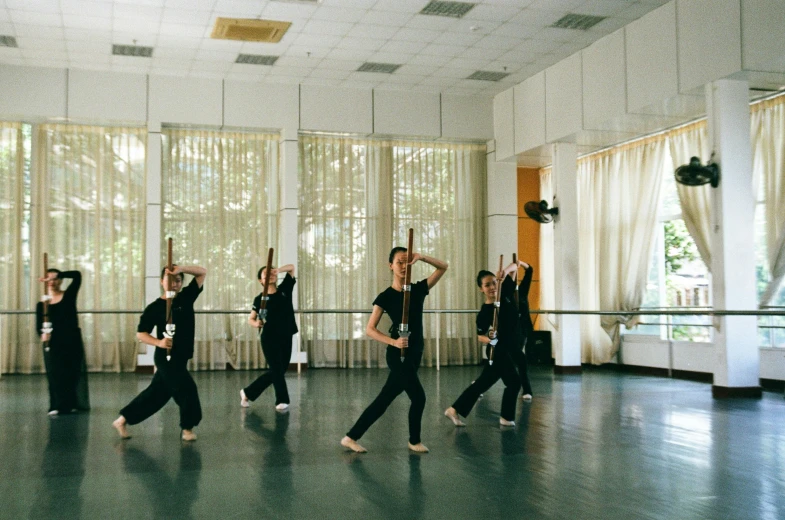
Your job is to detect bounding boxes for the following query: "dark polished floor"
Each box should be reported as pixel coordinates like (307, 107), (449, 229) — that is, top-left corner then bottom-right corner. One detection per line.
(1, 365), (785, 520)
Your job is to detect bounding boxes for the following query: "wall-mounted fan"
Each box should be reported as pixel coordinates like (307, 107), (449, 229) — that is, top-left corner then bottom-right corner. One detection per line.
(524, 200), (559, 224)
(674, 154), (720, 188)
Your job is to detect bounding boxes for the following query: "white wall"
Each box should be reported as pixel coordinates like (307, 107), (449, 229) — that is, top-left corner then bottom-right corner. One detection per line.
(0, 65), (494, 141)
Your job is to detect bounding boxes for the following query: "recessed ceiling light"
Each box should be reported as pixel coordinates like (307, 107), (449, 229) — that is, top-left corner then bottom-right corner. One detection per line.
(550, 14), (607, 30)
(0, 35), (19, 48)
(112, 44), (153, 57)
(236, 54), (279, 65)
(357, 62), (401, 74)
(420, 1), (476, 19)
(467, 70), (509, 82)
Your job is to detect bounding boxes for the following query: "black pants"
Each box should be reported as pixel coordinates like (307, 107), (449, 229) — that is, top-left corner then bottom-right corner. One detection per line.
(347, 347), (426, 445)
(120, 352), (202, 430)
(43, 329), (89, 413)
(452, 348), (520, 421)
(510, 339), (533, 395)
(243, 335), (292, 405)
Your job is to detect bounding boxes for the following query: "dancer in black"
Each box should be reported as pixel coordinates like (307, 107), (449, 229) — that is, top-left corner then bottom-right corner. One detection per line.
(341, 247), (448, 454)
(36, 269), (90, 415)
(513, 261), (534, 401)
(240, 264), (297, 411)
(444, 262), (522, 427)
(113, 264), (207, 441)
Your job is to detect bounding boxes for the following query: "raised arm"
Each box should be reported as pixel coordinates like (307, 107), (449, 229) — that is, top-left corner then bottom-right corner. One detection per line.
(365, 305), (407, 349)
(410, 253), (448, 289)
(519, 261), (533, 297)
(167, 265), (207, 288)
(60, 270), (82, 298)
(276, 264), (295, 277)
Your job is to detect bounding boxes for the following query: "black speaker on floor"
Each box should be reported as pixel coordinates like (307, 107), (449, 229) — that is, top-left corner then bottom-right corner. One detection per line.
(527, 331), (553, 365)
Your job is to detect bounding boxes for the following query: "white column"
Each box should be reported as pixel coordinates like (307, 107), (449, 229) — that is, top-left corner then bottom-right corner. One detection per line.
(707, 79), (760, 397)
(139, 122), (163, 367)
(486, 148), (518, 267)
(552, 142), (581, 373)
(280, 130), (304, 367)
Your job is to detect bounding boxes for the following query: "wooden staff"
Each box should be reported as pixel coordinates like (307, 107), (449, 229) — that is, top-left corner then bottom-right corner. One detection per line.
(399, 228), (414, 360)
(163, 238), (175, 360)
(488, 254), (503, 366)
(512, 253), (519, 310)
(41, 252), (52, 353)
(258, 247), (275, 329)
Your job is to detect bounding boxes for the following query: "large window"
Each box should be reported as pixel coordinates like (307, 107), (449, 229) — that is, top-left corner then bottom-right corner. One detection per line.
(299, 135), (486, 368)
(162, 129), (279, 370)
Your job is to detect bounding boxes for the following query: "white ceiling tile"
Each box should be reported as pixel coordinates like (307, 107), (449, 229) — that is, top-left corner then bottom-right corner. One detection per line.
(115, 0), (165, 7)
(408, 84), (444, 93)
(574, 0), (632, 17)
(461, 45), (506, 60)
(490, 21), (541, 38)
(307, 68), (351, 80)
(532, 26), (586, 43)
(370, 51), (414, 63)
(338, 79), (378, 89)
(587, 16), (628, 34)
(158, 23), (207, 38)
(162, 8), (213, 26)
(112, 32), (157, 46)
(346, 23), (398, 39)
(267, 65), (310, 77)
(15, 24), (64, 38)
(68, 51), (111, 63)
(473, 34), (521, 51)
(393, 27), (441, 43)
(419, 75), (457, 86)
(284, 45), (331, 59)
(264, 75), (304, 85)
(198, 38), (244, 52)
(326, 46), (373, 61)
(496, 49), (538, 65)
(152, 46), (197, 59)
(151, 56), (192, 69)
(435, 66), (477, 79)
(240, 40), (291, 54)
(310, 6), (367, 23)
(9, 10), (62, 26)
(346, 70), (389, 82)
(188, 70), (225, 79)
(211, 0), (263, 16)
(513, 38), (561, 54)
(62, 15), (111, 30)
(14, 36), (64, 50)
(113, 4), (163, 21)
(260, 2), (318, 20)
(20, 48), (68, 60)
(194, 48), (235, 61)
(480, 0), (536, 7)
(61, 1), (113, 18)
(150, 66), (187, 77)
(406, 15), (458, 31)
(526, 0), (583, 10)
(276, 55), (319, 68)
(464, 4), (523, 22)
(446, 18), (502, 34)
(407, 53), (449, 66)
(445, 57), (493, 70)
(65, 28), (112, 41)
(508, 8), (568, 27)
(190, 59), (231, 72)
(302, 19), (355, 36)
(317, 58), (363, 71)
(155, 34), (201, 48)
(165, 0), (217, 9)
(378, 39), (427, 54)
(616, 2), (662, 20)
(372, 0), (426, 13)
(0, 20), (15, 33)
(0, 10), (10, 23)
(360, 9), (413, 27)
(420, 43), (468, 57)
(293, 33), (342, 47)
(336, 37), (385, 51)
(322, 0), (376, 8)
(379, 73), (420, 84)
(431, 31), (482, 47)
(65, 40), (107, 53)
(113, 19), (158, 34)
(226, 70), (266, 81)
(111, 54), (152, 67)
(395, 63), (438, 76)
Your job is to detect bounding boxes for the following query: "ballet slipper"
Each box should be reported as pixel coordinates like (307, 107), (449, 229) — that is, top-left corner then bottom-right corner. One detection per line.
(408, 442), (429, 453)
(341, 436), (367, 453)
(444, 407), (466, 427)
(181, 429), (197, 442)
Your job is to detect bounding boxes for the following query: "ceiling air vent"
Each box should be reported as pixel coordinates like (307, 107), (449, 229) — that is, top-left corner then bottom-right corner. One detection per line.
(0, 35), (18, 48)
(112, 44), (153, 57)
(236, 54), (279, 66)
(419, 1), (476, 19)
(357, 62), (401, 74)
(550, 13), (607, 30)
(467, 70), (509, 82)
(212, 18), (291, 43)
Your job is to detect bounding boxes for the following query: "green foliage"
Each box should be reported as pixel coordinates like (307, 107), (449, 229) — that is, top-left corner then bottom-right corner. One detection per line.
(663, 219), (698, 276)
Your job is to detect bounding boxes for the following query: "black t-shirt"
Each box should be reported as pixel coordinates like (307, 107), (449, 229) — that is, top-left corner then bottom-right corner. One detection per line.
(252, 273), (298, 341)
(373, 279), (429, 351)
(476, 276), (520, 349)
(36, 271), (81, 339)
(137, 278), (203, 361)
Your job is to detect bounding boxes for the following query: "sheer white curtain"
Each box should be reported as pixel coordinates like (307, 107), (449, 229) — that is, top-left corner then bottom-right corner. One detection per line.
(578, 139), (667, 363)
(162, 129), (279, 371)
(27, 124), (146, 373)
(752, 96), (785, 305)
(538, 167), (556, 335)
(668, 121), (712, 268)
(0, 122), (30, 375)
(299, 134), (486, 368)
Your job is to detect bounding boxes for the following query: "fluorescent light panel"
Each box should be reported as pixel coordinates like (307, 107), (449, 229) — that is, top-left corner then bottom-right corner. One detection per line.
(357, 62), (401, 73)
(551, 14), (607, 30)
(419, 1), (476, 19)
(112, 44), (153, 57)
(467, 70), (509, 81)
(236, 54), (279, 65)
